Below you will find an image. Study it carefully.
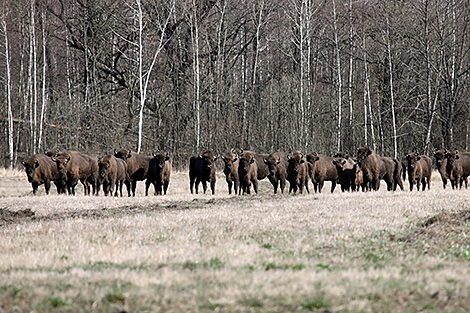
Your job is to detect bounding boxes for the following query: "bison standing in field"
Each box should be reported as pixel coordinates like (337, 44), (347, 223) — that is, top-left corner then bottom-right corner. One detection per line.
(51, 151), (99, 195)
(22, 154), (65, 195)
(287, 152), (309, 194)
(114, 149), (152, 196)
(434, 149), (449, 189)
(146, 151), (171, 196)
(238, 151), (259, 195)
(356, 147), (401, 191)
(332, 157), (357, 192)
(221, 149), (240, 195)
(444, 150), (470, 189)
(306, 152), (338, 193)
(97, 155), (127, 196)
(189, 150), (217, 194)
(263, 152), (288, 194)
(405, 153), (432, 191)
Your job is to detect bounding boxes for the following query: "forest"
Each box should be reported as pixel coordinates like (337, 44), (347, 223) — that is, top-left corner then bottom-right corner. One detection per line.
(1, 0), (470, 169)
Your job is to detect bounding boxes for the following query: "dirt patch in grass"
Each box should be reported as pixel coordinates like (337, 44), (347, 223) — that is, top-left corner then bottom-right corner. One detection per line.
(0, 208), (35, 225)
(399, 209), (470, 255)
(0, 196), (260, 227)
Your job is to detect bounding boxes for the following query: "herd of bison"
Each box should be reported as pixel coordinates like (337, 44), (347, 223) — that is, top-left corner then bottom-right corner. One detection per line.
(18, 147), (468, 197)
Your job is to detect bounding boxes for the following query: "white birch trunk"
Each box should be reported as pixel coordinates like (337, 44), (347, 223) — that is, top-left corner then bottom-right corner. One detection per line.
(333, 0), (342, 151)
(192, 0), (201, 151)
(38, 12), (47, 151)
(363, 35), (375, 150)
(136, 0), (175, 153)
(3, 17), (14, 169)
(385, 16), (397, 158)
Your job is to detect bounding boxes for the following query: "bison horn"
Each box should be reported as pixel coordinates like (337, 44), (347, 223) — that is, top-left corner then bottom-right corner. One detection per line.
(66, 153), (71, 161)
(114, 149), (117, 155)
(230, 148), (234, 154)
(51, 154), (58, 162)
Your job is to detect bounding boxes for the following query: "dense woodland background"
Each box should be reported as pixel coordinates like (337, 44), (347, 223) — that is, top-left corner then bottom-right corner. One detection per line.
(1, 0), (470, 169)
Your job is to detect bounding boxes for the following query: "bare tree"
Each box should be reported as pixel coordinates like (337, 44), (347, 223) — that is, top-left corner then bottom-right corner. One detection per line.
(2, 8), (14, 168)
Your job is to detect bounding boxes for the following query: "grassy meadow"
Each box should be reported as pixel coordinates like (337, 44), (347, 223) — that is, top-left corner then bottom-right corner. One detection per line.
(1, 169), (470, 312)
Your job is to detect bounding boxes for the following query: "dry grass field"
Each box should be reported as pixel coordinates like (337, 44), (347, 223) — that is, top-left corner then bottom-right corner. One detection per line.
(1, 169), (470, 312)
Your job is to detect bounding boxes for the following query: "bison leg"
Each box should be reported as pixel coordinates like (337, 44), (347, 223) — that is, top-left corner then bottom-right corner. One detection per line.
(145, 180), (151, 196)
(190, 176), (195, 194)
(253, 180), (258, 194)
(131, 181), (137, 196)
(32, 182), (39, 196)
(330, 180), (336, 193)
(210, 179), (216, 195)
(280, 178), (286, 194)
(163, 181), (169, 195)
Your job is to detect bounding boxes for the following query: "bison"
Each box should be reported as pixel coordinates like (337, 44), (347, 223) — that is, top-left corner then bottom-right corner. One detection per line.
(221, 149), (240, 195)
(434, 149), (449, 189)
(238, 151), (259, 194)
(189, 150), (217, 194)
(51, 151), (99, 195)
(146, 151), (171, 196)
(114, 149), (152, 196)
(332, 157), (357, 192)
(22, 154), (65, 195)
(235, 149), (270, 181)
(405, 153), (432, 191)
(356, 147), (402, 191)
(287, 152), (309, 194)
(306, 152), (338, 193)
(444, 150), (470, 189)
(263, 152), (288, 194)
(97, 155), (127, 196)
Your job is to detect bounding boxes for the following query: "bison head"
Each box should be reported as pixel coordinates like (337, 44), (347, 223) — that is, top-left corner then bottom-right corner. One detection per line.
(405, 153), (421, 172)
(200, 150), (217, 171)
(22, 159), (40, 183)
(153, 151), (170, 169)
(222, 152), (238, 175)
(239, 153), (255, 175)
(287, 152), (304, 174)
(356, 146), (373, 167)
(264, 155), (281, 177)
(51, 153), (71, 178)
(98, 158), (112, 184)
(445, 150), (459, 170)
(114, 149), (132, 161)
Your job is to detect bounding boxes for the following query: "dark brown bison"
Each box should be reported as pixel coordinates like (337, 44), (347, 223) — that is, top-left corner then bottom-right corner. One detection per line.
(238, 151), (259, 194)
(263, 152), (288, 194)
(189, 150), (217, 194)
(287, 152), (309, 194)
(332, 157), (357, 192)
(306, 152), (338, 193)
(405, 153), (432, 191)
(146, 151), (171, 196)
(114, 149), (152, 196)
(97, 155), (127, 196)
(235, 149), (269, 181)
(444, 150), (470, 189)
(22, 154), (65, 195)
(356, 147), (402, 191)
(434, 149), (449, 189)
(51, 151), (98, 195)
(221, 149), (240, 195)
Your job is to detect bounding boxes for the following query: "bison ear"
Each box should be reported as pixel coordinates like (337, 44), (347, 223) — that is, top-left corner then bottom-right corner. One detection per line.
(213, 157), (218, 162)
(332, 159), (338, 165)
(314, 156), (320, 162)
(417, 156), (421, 160)
(165, 156), (170, 161)
(127, 150), (132, 158)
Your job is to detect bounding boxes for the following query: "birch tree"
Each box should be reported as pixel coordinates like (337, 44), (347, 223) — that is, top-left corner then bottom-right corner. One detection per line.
(332, 0), (342, 151)
(2, 9), (14, 168)
(135, 0), (175, 153)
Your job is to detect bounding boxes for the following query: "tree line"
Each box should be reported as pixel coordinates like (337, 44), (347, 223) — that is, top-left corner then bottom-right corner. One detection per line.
(1, 0), (470, 170)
